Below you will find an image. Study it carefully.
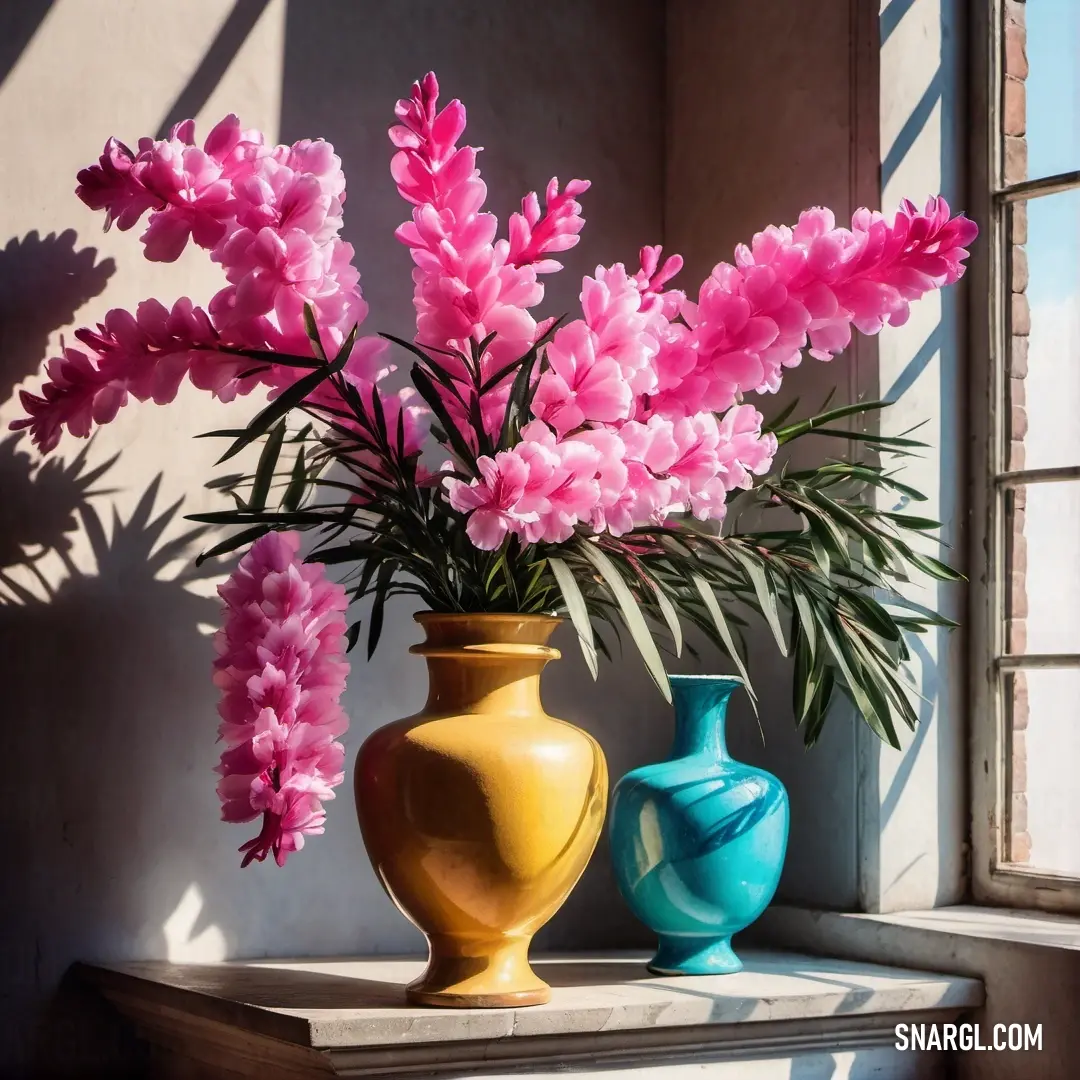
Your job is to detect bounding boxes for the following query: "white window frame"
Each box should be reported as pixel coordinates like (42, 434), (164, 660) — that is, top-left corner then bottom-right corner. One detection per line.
(970, 0), (1080, 911)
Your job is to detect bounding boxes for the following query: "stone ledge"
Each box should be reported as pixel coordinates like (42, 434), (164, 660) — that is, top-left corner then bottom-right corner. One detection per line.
(756, 904), (1080, 957)
(78, 950), (982, 1078)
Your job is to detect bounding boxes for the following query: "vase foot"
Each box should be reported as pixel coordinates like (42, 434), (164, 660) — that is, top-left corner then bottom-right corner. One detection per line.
(406, 934), (550, 1008)
(647, 934), (742, 976)
(406, 984), (550, 1008)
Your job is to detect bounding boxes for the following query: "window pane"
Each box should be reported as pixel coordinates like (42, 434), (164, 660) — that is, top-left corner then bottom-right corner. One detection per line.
(1005, 668), (1080, 874)
(1005, 193), (1080, 472)
(1012, 0), (1080, 182)
(1004, 482), (1080, 655)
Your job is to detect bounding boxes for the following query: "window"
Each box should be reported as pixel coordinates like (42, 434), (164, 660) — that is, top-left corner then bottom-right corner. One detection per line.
(972, 0), (1080, 909)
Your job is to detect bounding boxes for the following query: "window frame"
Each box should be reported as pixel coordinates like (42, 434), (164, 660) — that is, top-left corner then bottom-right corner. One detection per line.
(970, 0), (1080, 911)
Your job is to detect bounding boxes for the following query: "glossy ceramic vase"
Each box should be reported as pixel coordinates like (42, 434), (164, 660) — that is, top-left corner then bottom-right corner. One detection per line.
(355, 613), (608, 1008)
(609, 674), (788, 975)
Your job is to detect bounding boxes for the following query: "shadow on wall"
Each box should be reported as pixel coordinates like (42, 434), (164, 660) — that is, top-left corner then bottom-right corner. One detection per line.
(2, 0), (670, 1070)
(0, 1), (54, 89)
(0, 469), (228, 1073)
(0, 230), (115, 407)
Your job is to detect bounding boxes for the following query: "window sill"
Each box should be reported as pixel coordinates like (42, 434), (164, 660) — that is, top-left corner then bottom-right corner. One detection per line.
(753, 905), (1080, 1079)
(754, 903), (1080, 957)
(78, 949), (980, 1078)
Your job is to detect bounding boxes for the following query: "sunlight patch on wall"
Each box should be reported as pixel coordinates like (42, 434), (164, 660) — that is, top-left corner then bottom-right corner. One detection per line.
(163, 883), (227, 962)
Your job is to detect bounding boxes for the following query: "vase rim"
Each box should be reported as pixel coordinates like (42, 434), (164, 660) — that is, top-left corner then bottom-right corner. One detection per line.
(415, 611), (562, 625)
(669, 673), (745, 685)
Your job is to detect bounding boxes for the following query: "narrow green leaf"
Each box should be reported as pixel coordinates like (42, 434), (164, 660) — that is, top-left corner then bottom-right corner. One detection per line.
(194, 428), (250, 440)
(409, 363), (478, 470)
(762, 395), (801, 432)
(217, 354), (346, 464)
(773, 399), (891, 446)
(367, 562), (396, 660)
(194, 524), (271, 566)
(789, 577), (818, 662)
(691, 573), (757, 706)
(549, 557), (599, 680)
(247, 421), (287, 510)
(728, 545), (788, 656)
(894, 542), (964, 582)
(578, 542), (670, 701)
(303, 304), (327, 361)
(817, 616), (900, 749)
(332, 323), (359, 367)
(281, 446), (308, 512)
(497, 345), (541, 451)
(802, 666), (835, 747)
(647, 577), (684, 658)
(797, 427), (928, 449)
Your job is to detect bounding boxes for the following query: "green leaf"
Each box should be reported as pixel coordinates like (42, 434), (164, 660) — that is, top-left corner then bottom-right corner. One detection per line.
(727, 545), (788, 656)
(548, 557), (599, 679)
(247, 420), (287, 511)
(691, 573), (757, 706)
(281, 446), (308, 512)
(802, 666), (835, 747)
(497, 345), (541, 451)
(789, 577), (818, 662)
(194, 428), (250, 440)
(217, 346), (322, 370)
(367, 562), (396, 660)
(205, 472), (246, 491)
(646, 576), (684, 658)
(216, 349), (348, 464)
(578, 541), (670, 702)
(893, 541), (964, 581)
(773, 399), (891, 446)
(194, 524), (271, 566)
(332, 323), (359, 367)
(409, 363), (478, 471)
(797, 427), (928, 450)
(303, 303), (327, 361)
(762, 395), (801, 432)
(817, 616), (900, 749)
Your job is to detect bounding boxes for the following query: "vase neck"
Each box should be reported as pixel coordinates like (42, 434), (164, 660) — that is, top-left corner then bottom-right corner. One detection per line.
(669, 677), (740, 760)
(411, 614), (561, 716)
(422, 653), (549, 715)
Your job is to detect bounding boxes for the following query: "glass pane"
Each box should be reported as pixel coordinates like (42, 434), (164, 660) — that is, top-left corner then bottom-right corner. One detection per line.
(1004, 482), (1080, 655)
(1009, 0), (1080, 182)
(1005, 668), (1080, 874)
(1005, 194), (1080, 471)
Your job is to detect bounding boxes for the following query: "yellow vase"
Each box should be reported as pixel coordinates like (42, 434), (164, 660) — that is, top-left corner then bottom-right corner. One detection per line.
(354, 613), (608, 1008)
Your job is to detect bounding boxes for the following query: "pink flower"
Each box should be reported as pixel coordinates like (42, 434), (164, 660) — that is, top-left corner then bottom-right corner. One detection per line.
(133, 142), (235, 262)
(10, 298), (233, 452)
(446, 450), (535, 549)
(533, 320), (632, 434)
(213, 531), (350, 867)
(646, 199), (977, 419)
(75, 138), (159, 232)
(391, 73), (589, 437)
(19, 111), (408, 452)
(508, 177), (591, 272)
(515, 421), (602, 543)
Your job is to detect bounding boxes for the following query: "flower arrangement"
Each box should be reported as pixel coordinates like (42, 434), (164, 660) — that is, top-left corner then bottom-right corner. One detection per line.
(14, 73), (976, 865)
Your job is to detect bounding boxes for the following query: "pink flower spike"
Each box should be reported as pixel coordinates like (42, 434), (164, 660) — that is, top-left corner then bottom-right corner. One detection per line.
(75, 138), (160, 232)
(508, 177), (591, 272)
(213, 531), (350, 867)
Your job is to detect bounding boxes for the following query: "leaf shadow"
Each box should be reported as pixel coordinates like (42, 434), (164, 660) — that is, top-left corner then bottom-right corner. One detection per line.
(0, 229), (115, 407)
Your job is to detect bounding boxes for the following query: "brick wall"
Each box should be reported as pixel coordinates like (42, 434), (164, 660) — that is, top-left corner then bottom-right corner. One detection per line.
(1004, 0), (1030, 864)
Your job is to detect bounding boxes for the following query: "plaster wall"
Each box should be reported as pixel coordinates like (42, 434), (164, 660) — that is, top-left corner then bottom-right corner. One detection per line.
(0, 1), (666, 1069)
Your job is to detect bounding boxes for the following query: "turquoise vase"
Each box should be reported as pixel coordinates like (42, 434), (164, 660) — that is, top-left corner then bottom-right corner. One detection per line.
(609, 675), (789, 975)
